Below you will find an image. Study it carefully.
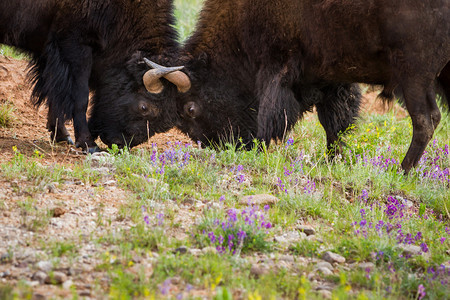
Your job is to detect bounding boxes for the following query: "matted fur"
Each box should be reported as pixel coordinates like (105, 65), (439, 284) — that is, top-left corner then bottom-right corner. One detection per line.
(0, 0), (179, 150)
(176, 0), (449, 173)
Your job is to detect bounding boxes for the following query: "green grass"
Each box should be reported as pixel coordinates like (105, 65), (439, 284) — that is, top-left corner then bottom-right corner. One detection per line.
(0, 101), (15, 128)
(174, 0), (204, 42)
(0, 45), (28, 60)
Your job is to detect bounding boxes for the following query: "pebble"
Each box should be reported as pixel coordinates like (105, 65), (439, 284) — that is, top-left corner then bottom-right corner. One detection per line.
(189, 249), (203, 256)
(32, 271), (47, 284)
(318, 290), (332, 299)
(32, 293), (46, 300)
(173, 246), (188, 255)
(239, 194), (279, 207)
(314, 261), (334, 271)
(278, 254), (295, 263)
(0, 270), (10, 278)
(274, 231), (306, 247)
(316, 267), (333, 275)
(0, 252), (12, 263)
(62, 279), (74, 290)
(52, 207), (66, 218)
(358, 262), (375, 270)
(45, 183), (57, 193)
(395, 244), (422, 256)
(202, 247), (217, 254)
(36, 261), (53, 273)
(250, 264), (271, 277)
(322, 251), (346, 264)
(79, 290), (91, 297)
(44, 271), (67, 285)
(296, 225), (316, 236)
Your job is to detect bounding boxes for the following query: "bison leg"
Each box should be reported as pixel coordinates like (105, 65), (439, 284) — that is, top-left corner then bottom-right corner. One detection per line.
(401, 82), (441, 174)
(47, 103), (73, 145)
(57, 41), (99, 153)
(315, 84), (362, 158)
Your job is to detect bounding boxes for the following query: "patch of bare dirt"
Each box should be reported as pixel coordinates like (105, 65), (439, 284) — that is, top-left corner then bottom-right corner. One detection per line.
(0, 55), (191, 163)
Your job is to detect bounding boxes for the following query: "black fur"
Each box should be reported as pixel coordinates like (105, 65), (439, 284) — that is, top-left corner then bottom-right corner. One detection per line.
(176, 0), (449, 174)
(0, 0), (179, 150)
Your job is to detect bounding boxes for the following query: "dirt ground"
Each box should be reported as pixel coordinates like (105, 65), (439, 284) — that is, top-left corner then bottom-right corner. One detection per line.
(0, 55), (407, 298)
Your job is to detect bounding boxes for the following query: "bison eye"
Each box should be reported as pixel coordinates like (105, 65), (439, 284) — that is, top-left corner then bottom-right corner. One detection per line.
(184, 101), (200, 119)
(140, 104), (148, 112)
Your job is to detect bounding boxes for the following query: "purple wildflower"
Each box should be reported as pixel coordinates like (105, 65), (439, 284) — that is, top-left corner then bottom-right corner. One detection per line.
(417, 284), (426, 300)
(420, 242), (429, 253)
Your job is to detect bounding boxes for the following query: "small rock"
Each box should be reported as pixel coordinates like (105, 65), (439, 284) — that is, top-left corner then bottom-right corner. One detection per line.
(395, 244), (422, 256)
(10, 180), (19, 188)
(446, 250), (450, 256)
(32, 293), (46, 300)
(202, 247), (217, 254)
(250, 264), (271, 277)
(278, 255), (295, 263)
(79, 290), (91, 297)
(103, 180), (116, 186)
(189, 249), (203, 256)
(45, 271), (67, 285)
(316, 267), (333, 276)
(52, 207), (66, 218)
(316, 284), (334, 291)
(45, 183), (57, 193)
(318, 290), (332, 299)
(314, 261), (334, 271)
(358, 262), (375, 270)
(36, 261), (53, 272)
(63, 280), (74, 290)
(32, 271), (47, 284)
(274, 231), (306, 247)
(173, 246), (188, 255)
(322, 251), (346, 264)
(240, 194), (279, 207)
(297, 225), (316, 236)
(0, 270), (11, 278)
(0, 252), (12, 263)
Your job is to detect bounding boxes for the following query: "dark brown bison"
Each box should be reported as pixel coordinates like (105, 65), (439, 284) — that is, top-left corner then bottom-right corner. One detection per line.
(171, 0), (449, 174)
(0, 0), (189, 152)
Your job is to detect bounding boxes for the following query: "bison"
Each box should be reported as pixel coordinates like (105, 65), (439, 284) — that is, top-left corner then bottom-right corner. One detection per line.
(0, 0), (189, 152)
(168, 0), (449, 174)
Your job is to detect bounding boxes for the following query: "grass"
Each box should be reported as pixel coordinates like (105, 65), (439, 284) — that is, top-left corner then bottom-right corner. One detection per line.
(0, 45), (28, 60)
(1, 0), (449, 299)
(0, 101), (15, 128)
(2, 107), (448, 299)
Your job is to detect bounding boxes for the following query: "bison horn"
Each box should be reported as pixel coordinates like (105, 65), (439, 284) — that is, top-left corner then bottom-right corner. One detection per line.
(143, 58), (191, 93)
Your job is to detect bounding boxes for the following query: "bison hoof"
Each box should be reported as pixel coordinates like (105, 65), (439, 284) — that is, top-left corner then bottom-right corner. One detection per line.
(51, 134), (74, 145)
(66, 137), (75, 145)
(86, 146), (102, 154)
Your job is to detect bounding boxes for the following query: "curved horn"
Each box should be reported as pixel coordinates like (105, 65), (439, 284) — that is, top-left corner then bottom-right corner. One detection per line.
(143, 58), (191, 93)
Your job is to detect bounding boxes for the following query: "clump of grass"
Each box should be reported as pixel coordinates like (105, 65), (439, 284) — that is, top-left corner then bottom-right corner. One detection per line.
(0, 101), (15, 128)
(18, 197), (52, 232)
(0, 45), (28, 59)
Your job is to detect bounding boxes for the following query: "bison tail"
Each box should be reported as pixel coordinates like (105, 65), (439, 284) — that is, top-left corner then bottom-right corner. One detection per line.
(437, 62), (450, 111)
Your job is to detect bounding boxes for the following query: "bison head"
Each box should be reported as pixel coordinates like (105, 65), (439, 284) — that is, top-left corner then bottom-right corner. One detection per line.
(174, 55), (260, 148)
(88, 54), (190, 149)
